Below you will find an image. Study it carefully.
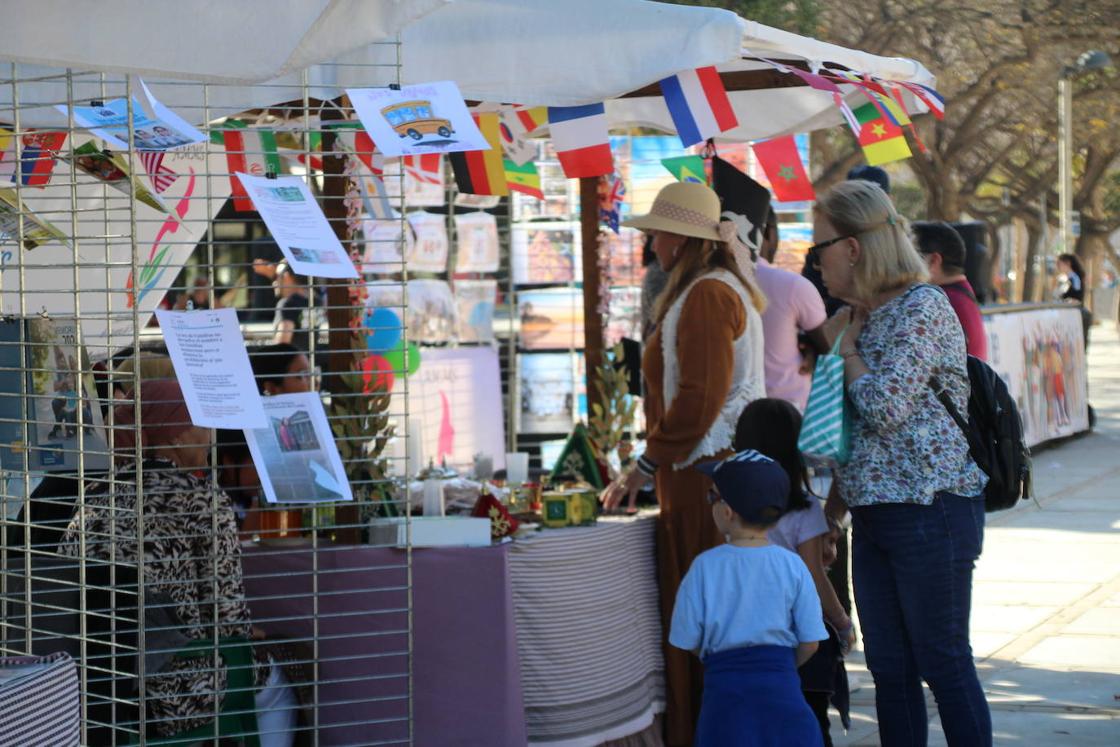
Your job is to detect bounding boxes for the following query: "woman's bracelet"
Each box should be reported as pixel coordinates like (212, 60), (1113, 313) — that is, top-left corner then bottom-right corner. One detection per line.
(635, 454), (658, 478)
(840, 349), (861, 360)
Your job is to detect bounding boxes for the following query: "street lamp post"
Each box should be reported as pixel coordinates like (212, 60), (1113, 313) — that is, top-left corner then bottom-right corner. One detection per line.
(1058, 50), (1112, 255)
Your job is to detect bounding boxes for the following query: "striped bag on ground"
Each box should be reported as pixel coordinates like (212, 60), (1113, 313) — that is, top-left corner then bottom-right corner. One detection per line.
(798, 328), (852, 465)
(0, 651), (80, 746)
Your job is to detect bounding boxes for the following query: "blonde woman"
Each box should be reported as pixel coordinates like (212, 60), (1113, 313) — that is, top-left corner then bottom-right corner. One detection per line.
(601, 181), (767, 746)
(812, 180), (990, 746)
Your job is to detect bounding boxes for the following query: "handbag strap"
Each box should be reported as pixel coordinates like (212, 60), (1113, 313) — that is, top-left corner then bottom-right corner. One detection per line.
(829, 325), (848, 356)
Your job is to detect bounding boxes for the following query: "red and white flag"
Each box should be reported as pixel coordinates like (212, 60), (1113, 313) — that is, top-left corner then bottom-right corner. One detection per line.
(546, 104), (613, 178)
(139, 150), (178, 193)
(403, 154), (443, 186)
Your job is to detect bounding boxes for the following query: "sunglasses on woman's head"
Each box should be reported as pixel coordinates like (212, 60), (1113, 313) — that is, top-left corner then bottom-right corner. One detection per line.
(706, 488), (722, 505)
(807, 235), (853, 269)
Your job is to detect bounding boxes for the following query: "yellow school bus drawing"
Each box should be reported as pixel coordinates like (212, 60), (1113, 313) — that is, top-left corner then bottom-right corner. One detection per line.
(380, 100), (454, 140)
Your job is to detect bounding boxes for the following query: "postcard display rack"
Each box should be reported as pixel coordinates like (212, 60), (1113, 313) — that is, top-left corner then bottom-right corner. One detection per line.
(0, 59), (426, 744)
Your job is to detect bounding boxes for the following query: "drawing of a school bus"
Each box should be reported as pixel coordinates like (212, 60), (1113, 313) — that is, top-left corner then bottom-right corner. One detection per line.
(380, 100), (454, 140)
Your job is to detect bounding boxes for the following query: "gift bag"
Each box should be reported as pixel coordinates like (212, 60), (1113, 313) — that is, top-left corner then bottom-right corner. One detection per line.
(798, 329), (852, 465)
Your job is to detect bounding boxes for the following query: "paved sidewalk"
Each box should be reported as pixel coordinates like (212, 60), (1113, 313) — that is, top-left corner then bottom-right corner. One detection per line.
(836, 324), (1120, 745)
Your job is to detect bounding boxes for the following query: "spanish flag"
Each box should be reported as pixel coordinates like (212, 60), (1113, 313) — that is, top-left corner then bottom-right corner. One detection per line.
(450, 113), (508, 196)
(855, 103), (911, 167)
(504, 159), (543, 199)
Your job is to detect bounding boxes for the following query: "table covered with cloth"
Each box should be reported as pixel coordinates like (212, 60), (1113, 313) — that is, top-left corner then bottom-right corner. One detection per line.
(511, 512), (664, 746)
(241, 511), (663, 746)
(242, 543), (527, 746)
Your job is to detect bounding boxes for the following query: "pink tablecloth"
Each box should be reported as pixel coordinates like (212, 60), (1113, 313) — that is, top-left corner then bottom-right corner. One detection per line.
(242, 544), (527, 747)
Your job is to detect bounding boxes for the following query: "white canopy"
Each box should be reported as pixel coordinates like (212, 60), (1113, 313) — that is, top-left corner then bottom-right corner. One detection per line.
(2, 0), (934, 139)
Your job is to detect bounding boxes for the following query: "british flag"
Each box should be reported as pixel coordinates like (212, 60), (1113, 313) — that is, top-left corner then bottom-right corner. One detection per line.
(598, 171), (626, 234)
(139, 151), (178, 193)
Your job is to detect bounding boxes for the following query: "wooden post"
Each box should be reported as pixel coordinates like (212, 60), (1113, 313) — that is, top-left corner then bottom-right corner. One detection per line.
(579, 176), (605, 421)
(319, 103), (361, 544)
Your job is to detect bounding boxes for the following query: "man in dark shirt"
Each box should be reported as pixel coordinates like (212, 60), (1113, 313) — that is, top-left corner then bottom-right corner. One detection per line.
(273, 264), (312, 353)
(913, 221), (989, 360)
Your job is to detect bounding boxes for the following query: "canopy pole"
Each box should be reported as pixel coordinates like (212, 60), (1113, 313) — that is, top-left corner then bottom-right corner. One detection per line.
(579, 176), (605, 429)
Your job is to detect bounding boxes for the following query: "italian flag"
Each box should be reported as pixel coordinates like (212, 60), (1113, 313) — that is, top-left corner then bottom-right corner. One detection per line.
(223, 125), (282, 211)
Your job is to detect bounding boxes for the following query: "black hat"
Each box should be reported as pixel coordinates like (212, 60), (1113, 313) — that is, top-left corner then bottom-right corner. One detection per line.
(847, 165), (891, 194)
(711, 156), (771, 254)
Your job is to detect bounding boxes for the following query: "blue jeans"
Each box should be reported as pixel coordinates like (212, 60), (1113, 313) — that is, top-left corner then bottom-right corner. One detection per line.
(851, 493), (991, 747)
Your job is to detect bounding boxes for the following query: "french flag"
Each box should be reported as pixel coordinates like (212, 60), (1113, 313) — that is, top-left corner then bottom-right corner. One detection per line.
(546, 104), (614, 178)
(660, 66), (739, 147)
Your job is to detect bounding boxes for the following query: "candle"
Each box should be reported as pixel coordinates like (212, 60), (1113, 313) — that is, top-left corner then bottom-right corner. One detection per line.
(422, 478), (445, 517)
(406, 419), (425, 478)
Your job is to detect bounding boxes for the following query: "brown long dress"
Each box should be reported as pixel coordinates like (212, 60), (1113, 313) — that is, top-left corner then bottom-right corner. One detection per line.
(642, 279), (747, 747)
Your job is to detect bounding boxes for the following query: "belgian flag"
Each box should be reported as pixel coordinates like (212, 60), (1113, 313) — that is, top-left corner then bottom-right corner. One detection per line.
(450, 113), (508, 196)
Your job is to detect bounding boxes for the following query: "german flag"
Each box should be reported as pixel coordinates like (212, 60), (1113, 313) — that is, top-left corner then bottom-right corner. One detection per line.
(450, 113), (508, 195)
(504, 159), (543, 199)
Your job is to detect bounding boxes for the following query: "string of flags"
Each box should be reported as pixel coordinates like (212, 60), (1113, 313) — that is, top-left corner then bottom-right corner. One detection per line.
(0, 65), (945, 240)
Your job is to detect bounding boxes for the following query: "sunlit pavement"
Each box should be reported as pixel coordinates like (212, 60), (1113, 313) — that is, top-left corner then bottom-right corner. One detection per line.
(835, 324), (1120, 745)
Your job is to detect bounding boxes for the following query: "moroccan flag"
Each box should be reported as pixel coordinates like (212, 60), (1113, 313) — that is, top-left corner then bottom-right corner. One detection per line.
(751, 135), (815, 202)
(855, 103), (911, 166)
(504, 159), (543, 199)
(661, 155), (707, 184)
(449, 113), (508, 196)
(223, 126), (282, 211)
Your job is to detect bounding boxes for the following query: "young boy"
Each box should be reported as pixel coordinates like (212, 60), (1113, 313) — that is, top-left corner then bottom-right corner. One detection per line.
(670, 449), (827, 746)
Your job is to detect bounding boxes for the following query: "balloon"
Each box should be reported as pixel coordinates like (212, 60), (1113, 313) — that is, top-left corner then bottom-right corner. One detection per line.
(364, 307), (402, 353)
(384, 341), (421, 378)
(361, 354), (395, 393)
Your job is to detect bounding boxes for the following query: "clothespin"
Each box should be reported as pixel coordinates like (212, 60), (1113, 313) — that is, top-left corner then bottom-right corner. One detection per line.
(265, 171), (278, 180)
(90, 100), (104, 107)
(702, 138), (718, 160)
(389, 84), (401, 91)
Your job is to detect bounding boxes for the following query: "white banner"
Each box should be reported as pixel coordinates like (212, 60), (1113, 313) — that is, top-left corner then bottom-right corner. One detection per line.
(0, 141), (231, 353)
(983, 306), (1089, 447)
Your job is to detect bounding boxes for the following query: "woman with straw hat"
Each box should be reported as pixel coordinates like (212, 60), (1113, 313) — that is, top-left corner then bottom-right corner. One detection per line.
(601, 180), (767, 746)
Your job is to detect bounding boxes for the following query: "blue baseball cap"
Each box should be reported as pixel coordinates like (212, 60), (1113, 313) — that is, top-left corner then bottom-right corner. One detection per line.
(695, 449), (790, 524)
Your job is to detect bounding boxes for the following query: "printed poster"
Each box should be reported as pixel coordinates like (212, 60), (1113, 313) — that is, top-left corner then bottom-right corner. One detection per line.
(362, 217), (408, 274)
(517, 352), (587, 434)
(386, 347), (507, 473)
(518, 287), (584, 350)
(454, 279), (497, 344)
(0, 188), (69, 249)
(511, 222), (581, 285)
(407, 279), (457, 343)
(58, 79), (205, 151)
(237, 172), (358, 279)
(454, 211), (500, 273)
(244, 391), (353, 504)
(347, 81), (489, 157)
(406, 211), (449, 273)
(983, 307), (1089, 447)
(60, 141), (166, 212)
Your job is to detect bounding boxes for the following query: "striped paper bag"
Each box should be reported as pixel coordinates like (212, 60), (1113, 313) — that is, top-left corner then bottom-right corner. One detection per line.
(798, 329), (852, 465)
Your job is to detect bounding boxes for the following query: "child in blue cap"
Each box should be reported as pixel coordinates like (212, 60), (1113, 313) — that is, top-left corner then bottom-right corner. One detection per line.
(669, 449), (827, 746)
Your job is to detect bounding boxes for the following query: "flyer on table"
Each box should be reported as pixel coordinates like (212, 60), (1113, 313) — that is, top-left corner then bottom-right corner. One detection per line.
(244, 391), (354, 504)
(347, 81), (489, 157)
(236, 172), (358, 279)
(155, 308), (267, 429)
(58, 78), (206, 151)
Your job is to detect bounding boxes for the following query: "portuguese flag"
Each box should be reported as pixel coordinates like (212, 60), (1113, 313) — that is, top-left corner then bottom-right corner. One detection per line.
(504, 159), (543, 199)
(855, 102), (911, 166)
(449, 113), (508, 196)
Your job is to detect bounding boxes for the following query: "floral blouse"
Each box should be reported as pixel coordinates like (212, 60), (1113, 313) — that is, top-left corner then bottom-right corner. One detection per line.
(58, 459), (267, 736)
(838, 284), (987, 507)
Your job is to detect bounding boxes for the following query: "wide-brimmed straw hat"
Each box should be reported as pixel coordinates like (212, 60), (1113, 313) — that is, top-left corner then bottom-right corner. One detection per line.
(621, 181), (722, 242)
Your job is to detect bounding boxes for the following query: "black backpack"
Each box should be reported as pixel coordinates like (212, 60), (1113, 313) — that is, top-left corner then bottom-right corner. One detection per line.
(930, 356), (1033, 512)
